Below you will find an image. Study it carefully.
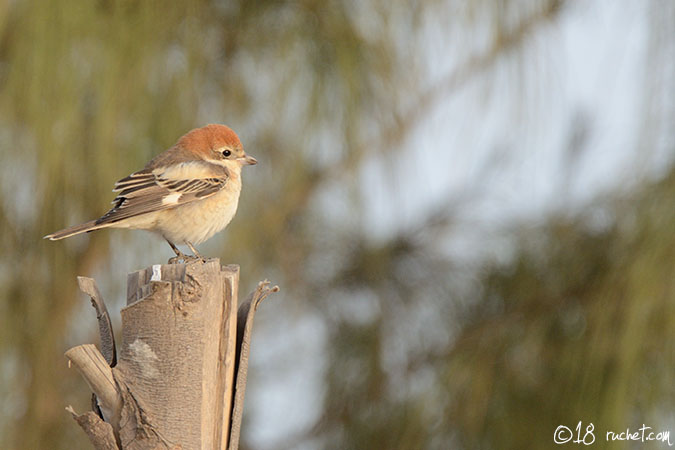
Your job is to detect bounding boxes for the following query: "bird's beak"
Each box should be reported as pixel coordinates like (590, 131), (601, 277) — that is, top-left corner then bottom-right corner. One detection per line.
(240, 154), (257, 165)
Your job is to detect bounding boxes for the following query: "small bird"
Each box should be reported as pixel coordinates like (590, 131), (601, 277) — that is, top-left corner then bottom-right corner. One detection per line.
(45, 124), (257, 263)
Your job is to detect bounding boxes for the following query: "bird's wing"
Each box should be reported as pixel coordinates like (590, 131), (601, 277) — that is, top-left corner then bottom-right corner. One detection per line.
(95, 161), (229, 225)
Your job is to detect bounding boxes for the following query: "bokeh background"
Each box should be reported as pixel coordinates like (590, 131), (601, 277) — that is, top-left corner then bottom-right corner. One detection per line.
(1, 1), (674, 449)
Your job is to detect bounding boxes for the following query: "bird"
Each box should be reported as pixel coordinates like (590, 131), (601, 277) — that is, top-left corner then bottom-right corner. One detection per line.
(45, 124), (257, 263)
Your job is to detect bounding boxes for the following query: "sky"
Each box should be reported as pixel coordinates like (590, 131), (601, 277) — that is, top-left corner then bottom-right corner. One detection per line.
(361, 1), (661, 242)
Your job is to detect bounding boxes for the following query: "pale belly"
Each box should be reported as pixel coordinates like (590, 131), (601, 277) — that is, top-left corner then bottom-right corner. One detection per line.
(156, 186), (241, 244)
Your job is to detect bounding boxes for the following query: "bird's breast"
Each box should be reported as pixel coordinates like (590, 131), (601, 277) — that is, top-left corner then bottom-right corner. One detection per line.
(157, 178), (242, 244)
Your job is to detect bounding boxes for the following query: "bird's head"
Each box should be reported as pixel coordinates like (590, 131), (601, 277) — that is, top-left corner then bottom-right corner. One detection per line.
(178, 124), (257, 169)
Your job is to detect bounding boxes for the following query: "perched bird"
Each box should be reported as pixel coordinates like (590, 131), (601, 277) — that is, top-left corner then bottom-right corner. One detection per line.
(45, 124), (257, 263)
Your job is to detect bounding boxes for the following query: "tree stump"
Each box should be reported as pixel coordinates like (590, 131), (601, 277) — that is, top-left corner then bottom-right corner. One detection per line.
(64, 259), (278, 450)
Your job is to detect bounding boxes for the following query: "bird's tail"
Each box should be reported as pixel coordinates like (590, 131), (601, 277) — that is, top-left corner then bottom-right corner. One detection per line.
(44, 220), (111, 240)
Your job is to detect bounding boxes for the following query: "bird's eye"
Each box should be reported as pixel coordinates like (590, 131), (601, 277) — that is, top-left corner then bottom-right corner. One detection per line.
(222, 149), (231, 157)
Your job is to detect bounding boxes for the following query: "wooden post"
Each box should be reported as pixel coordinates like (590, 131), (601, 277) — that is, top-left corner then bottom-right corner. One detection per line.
(64, 259), (278, 450)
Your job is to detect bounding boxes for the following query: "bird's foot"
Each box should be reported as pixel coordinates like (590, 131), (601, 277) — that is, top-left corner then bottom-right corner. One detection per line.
(166, 239), (207, 264)
(167, 253), (203, 264)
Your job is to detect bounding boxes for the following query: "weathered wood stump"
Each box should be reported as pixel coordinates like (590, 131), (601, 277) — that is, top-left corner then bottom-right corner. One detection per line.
(64, 259), (278, 450)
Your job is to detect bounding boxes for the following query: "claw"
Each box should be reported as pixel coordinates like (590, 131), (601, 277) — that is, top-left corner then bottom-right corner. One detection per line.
(165, 238), (206, 264)
(167, 253), (202, 264)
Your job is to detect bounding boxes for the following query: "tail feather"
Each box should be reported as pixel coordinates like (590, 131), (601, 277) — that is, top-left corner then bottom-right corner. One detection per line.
(44, 220), (110, 240)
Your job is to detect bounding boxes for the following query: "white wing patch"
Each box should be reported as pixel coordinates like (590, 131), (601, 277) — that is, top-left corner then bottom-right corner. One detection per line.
(162, 192), (183, 205)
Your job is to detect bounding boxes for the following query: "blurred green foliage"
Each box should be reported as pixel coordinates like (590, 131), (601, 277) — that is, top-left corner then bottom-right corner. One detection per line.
(0, 0), (673, 449)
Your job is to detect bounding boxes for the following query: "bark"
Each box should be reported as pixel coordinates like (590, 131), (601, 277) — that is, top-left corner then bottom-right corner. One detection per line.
(65, 259), (278, 450)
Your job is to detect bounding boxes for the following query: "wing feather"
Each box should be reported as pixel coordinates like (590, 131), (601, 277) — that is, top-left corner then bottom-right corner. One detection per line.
(96, 161), (229, 225)
(113, 170), (155, 190)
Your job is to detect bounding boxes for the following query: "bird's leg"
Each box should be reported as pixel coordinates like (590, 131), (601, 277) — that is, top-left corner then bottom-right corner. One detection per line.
(166, 239), (193, 264)
(186, 241), (205, 261)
